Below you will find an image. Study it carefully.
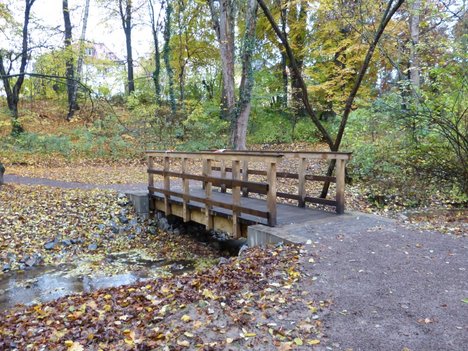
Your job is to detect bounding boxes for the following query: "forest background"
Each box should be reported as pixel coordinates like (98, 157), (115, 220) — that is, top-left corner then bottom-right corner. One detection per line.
(0, 0), (466, 210)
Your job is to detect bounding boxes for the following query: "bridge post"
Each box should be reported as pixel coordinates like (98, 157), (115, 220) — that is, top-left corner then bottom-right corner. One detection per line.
(242, 160), (249, 197)
(204, 158), (214, 229)
(163, 156), (171, 215)
(267, 161), (277, 226)
(335, 159), (346, 214)
(231, 160), (241, 238)
(298, 157), (307, 207)
(181, 157), (190, 222)
(220, 160), (227, 193)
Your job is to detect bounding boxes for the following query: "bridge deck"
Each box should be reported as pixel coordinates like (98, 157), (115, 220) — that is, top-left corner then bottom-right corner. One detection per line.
(151, 187), (336, 227)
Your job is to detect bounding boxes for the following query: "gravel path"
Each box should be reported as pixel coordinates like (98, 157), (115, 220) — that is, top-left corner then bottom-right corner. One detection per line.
(3, 174), (147, 193)
(298, 214), (467, 350)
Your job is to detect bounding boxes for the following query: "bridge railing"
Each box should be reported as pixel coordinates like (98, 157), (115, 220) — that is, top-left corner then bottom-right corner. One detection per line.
(205, 150), (352, 214)
(146, 151), (282, 237)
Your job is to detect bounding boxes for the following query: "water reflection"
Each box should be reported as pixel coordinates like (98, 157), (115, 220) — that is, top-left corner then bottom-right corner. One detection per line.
(0, 256), (194, 311)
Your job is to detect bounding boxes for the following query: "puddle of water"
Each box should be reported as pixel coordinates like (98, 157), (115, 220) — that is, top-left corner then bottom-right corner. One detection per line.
(0, 253), (194, 311)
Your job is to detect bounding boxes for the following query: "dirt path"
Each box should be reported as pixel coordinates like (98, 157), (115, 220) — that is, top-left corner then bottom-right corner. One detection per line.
(297, 214), (467, 350)
(3, 174), (147, 193)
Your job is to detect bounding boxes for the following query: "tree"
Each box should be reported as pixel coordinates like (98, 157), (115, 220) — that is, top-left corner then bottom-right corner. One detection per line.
(0, 0), (37, 136)
(148, 0), (162, 104)
(163, 0), (176, 112)
(62, 0), (78, 121)
(119, 0), (135, 94)
(257, 0), (405, 196)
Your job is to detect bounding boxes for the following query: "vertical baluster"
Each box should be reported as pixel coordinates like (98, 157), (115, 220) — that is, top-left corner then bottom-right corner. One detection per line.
(298, 157), (307, 207)
(335, 159), (346, 214)
(204, 158), (213, 229)
(231, 160), (241, 238)
(148, 155), (154, 191)
(163, 156), (171, 215)
(267, 161), (277, 226)
(181, 157), (190, 222)
(242, 160), (249, 197)
(220, 160), (227, 193)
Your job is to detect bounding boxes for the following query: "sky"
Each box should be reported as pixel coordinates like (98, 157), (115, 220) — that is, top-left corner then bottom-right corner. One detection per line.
(15, 0), (155, 61)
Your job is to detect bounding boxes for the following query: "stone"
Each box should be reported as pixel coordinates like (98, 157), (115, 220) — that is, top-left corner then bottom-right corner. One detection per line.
(71, 238), (83, 244)
(2, 263), (11, 272)
(61, 239), (72, 247)
(88, 243), (98, 251)
(44, 241), (56, 250)
(118, 215), (129, 225)
(25, 257), (37, 267)
(148, 227), (157, 235)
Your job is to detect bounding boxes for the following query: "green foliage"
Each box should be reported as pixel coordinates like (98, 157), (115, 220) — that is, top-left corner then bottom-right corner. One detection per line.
(248, 110), (292, 144)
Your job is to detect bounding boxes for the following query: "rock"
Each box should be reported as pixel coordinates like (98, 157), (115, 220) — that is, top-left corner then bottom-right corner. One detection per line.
(135, 226), (142, 235)
(88, 243), (98, 251)
(2, 263), (11, 272)
(148, 226), (157, 235)
(44, 241), (56, 250)
(97, 224), (106, 230)
(108, 221), (120, 234)
(218, 257), (229, 265)
(71, 238), (83, 244)
(61, 239), (72, 247)
(25, 257), (37, 267)
(173, 228), (180, 235)
(157, 218), (170, 232)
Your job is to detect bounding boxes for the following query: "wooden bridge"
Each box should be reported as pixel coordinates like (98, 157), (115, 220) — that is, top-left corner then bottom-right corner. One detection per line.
(146, 150), (352, 238)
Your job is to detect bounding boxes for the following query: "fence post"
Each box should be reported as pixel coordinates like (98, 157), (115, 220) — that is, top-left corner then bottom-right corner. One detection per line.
(204, 158), (213, 229)
(181, 157), (190, 222)
(242, 160), (249, 197)
(220, 160), (227, 193)
(163, 156), (171, 215)
(231, 160), (241, 238)
(298, 157), (307, 207)
(335, 159), (346, 214)
(148, 155), (154, 190)
(267, 161), (277, 226)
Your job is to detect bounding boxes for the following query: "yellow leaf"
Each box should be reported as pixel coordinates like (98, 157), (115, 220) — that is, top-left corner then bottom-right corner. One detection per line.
(181, 314), (192, 322)
(294, 337), (303, 345)
(308, 339), (321, 345)
(226, 337), (234, 344)
(244, 332), (256, 337)
(177, 339), (190, 347)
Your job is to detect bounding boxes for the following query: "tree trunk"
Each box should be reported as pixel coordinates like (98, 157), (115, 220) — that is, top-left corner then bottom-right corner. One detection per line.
(409, 0), (421, 89)
(208, 0), (236, 120)
(71, 0), (90, 116)
(230, 0), (258, 150)
(149, 0), (161, 104)
(119, 0), (134, 94)
(288, 0), (306, 117)
(62, 0), (78, 121)
(163, 0), (176, 113)
(0, 0), (36, 136)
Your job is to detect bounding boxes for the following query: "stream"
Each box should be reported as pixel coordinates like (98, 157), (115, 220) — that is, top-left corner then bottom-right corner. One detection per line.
(0, 251), (194, 311)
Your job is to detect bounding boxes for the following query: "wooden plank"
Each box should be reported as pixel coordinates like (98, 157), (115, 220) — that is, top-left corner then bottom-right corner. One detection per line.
(267, 162), (277, 226)
(335, 159), (346, 214)
(197, 150), (353, 160)
(277, 192), (300, 201)
(220, 160), (227, 193)
(145, 151), (283, 163)
(148, 187), (268, 219)
(298, 157), (306, 207)
(163, 156), (171, 215)
(148, 169), (268, 194)
(210, 167), (336, 183)
(148, 156), (154, 190)
(304, 196), (337, 207)
(181, 157), (190, 221)
(204, 158), (213, 229)
(231, 160), (241, 238)
(242, 160), (249, 197)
